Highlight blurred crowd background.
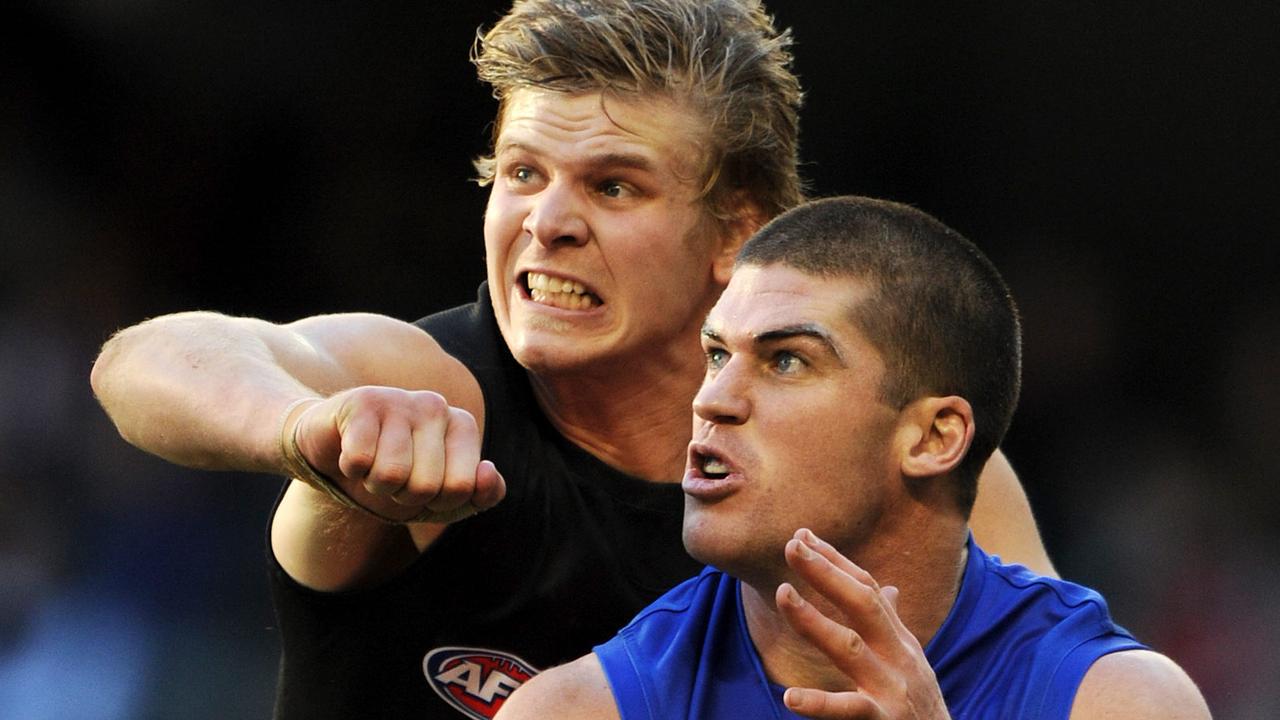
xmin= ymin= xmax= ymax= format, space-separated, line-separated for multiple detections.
xmin=2 ymin=2 xmax=1276 ymax=717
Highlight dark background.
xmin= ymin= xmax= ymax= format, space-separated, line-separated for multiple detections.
xmin=2 ymin=2 xmax=1276 ymax=717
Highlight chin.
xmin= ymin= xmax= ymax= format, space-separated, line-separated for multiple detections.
xmin=684 ymin=518 xmax=792 ymax=590
xmin=502 ymin=325 xmax=583 ymax=370
xmin=683 ymin=516 xmax=747 ymax=569
xmin=512 ymin=345 xmax=599 ymax=376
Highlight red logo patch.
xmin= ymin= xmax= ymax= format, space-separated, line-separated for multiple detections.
xmin=424 ymin=646 xmax=540 ymax=719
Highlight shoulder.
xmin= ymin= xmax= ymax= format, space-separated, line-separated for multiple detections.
xmin=969 ymin=448 xmax=1057 ymax=577
xmin=975 ymin=541 xmax=1115 ymax=620
xmin=617 ymin=566 xmax=732 ymax=634
xmin=1069 ymin=650 xmax=1211 ymax=719
xmin=496 ymin=654 xmax=619 ymax=720
xmin=413 ymin=284 xmax=504 ymax=364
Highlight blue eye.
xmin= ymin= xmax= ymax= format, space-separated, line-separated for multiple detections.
xmin=512 ymin=167 xmax=534 ymax=183
xmin=706 ymin=347 xmax=728 ymax=370
xmin=773 ymin=351 xmax=803 ymax=374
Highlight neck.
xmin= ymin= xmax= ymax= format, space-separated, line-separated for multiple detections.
xmin=528 ymin=333 xmax=707 ymax=482
xmin=742 ymin=517 xmax=969 ymax=692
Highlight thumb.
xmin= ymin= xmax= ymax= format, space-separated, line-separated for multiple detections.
xmin=473 ymin=459 xmax=507 ymax=510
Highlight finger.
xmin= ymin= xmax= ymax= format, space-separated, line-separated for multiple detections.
xmin=875 ymin=586 xmax=916 ymax=651
xmin=291 ymin=400 xmax=339 ymax=470
xmin=784 ymin=537 xmax=899 ymax=648
xmin=776 ymin=581 xmax=896 ymax=692
xmin=471 ymin=460 xmax=506 ymax=510
xmin=424 ymin=407 xmax=483 ymax=512
xmin=798 ymin=535 xmax=913 ymax=641
xmin=794 ymin=528 xmax=879 ymax=590
xmin=788 ymin=530 xmax=911 ymax=640
xmin=334 ymin=403 xmax=381 ymax=480
xmin=881 ymin=586 xmax=900 ymax=613
xmin=395 ymin=394 xmax=451 ymax=506
xmin=361 ymin=414 xmax=415 ymax=497
xmin=783 ymin=687 xmax=884 ymax=720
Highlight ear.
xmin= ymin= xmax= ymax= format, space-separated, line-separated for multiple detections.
xmin=711 ymin=194 xmax=766 ymax=287
xmin=896 ymin=396 xmax=975 ymax=479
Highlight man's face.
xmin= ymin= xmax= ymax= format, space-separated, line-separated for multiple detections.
xmin=682 ymin=263 xmax=904 ymax=583
xmin=484 ymin=89 xmax=733 ymax=374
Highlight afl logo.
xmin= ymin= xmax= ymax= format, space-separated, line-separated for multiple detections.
xmin=424 ymin=646 xmax=540 ymax=719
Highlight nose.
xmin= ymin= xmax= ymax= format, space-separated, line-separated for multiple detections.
xmin=523 ymin=180 xmax=589 ymax=249
xmin=692 ymin=359 xmax=751 ymax=426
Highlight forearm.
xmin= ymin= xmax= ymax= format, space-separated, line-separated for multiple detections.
xmin=271 ymin=481 xmax=428 ymax=591
xmin=91 ymin=312 xmax=335 ymax=473
xmin=969 ymin=449 xmax=1057 ymax=577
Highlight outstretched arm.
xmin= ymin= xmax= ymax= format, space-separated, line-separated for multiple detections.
xmin=970 ymin=449 xmax=1057 ymax=577
xmin=91 ymin=311 xmax=503 ymax=589
xmin=92 ymin=311 xmax=457 ymax=470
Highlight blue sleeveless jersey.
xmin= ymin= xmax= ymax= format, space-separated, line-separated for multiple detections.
xmin=595 ymin=537 xmax=1146 ymax=720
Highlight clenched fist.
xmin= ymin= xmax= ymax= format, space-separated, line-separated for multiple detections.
xmin=285 ymin=387 xmax=506 ymax=524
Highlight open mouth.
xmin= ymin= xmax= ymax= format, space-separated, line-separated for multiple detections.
xmin=684 ymin=445 xmax=740 ymax=501
xmin=523 ymin=271 xmax=602 ymax=310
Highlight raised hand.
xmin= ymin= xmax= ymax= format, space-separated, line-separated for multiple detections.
xmin=776 ymin=529 xmax=950 ymax=720
xmin=285 ymin=387 xmax=506 ymax=524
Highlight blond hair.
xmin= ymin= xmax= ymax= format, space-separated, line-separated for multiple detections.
xmin=472 ymin=0 xmax=805 ymax=223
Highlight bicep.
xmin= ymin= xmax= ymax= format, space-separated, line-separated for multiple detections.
xmin=496 ymin=654 xmax=620 ymax=720
xmin=1069 ymin=650 xmax=1211 ymax=720
xmin=969 ymin=448 xmax=1057 ymax=577
xmin=285 ymin=312 xmax=484 ymax=423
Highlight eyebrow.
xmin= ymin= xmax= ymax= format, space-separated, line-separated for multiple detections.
xmin=701 ymin=323 xmax=846 ymax=364
xmin=496 ymin=142 xmax=658 ymax=174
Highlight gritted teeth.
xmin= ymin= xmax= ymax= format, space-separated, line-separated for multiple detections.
xmin=527 ymin=271 xmax=587 ymax=295
xmin=524 ymin=271 xmax=601 ymax=310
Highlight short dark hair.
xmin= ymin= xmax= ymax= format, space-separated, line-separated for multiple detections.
xmin=738 ymin=196 xmax=1022 ymax=513
xmin=471 ymin=0 xmax=806 ymax=224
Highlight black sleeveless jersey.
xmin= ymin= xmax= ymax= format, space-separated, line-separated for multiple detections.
xmin=267 ymin=283 xmax=701 ymax=719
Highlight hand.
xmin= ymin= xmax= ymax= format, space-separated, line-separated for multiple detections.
xmin=290 ymin=387 xmax=506 ymax=523
xmin=776 ymin=529 xmax=950 ymax=720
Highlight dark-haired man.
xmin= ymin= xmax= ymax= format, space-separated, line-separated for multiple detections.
xmin=498 ymin=196 xmax=1209 ymax=719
